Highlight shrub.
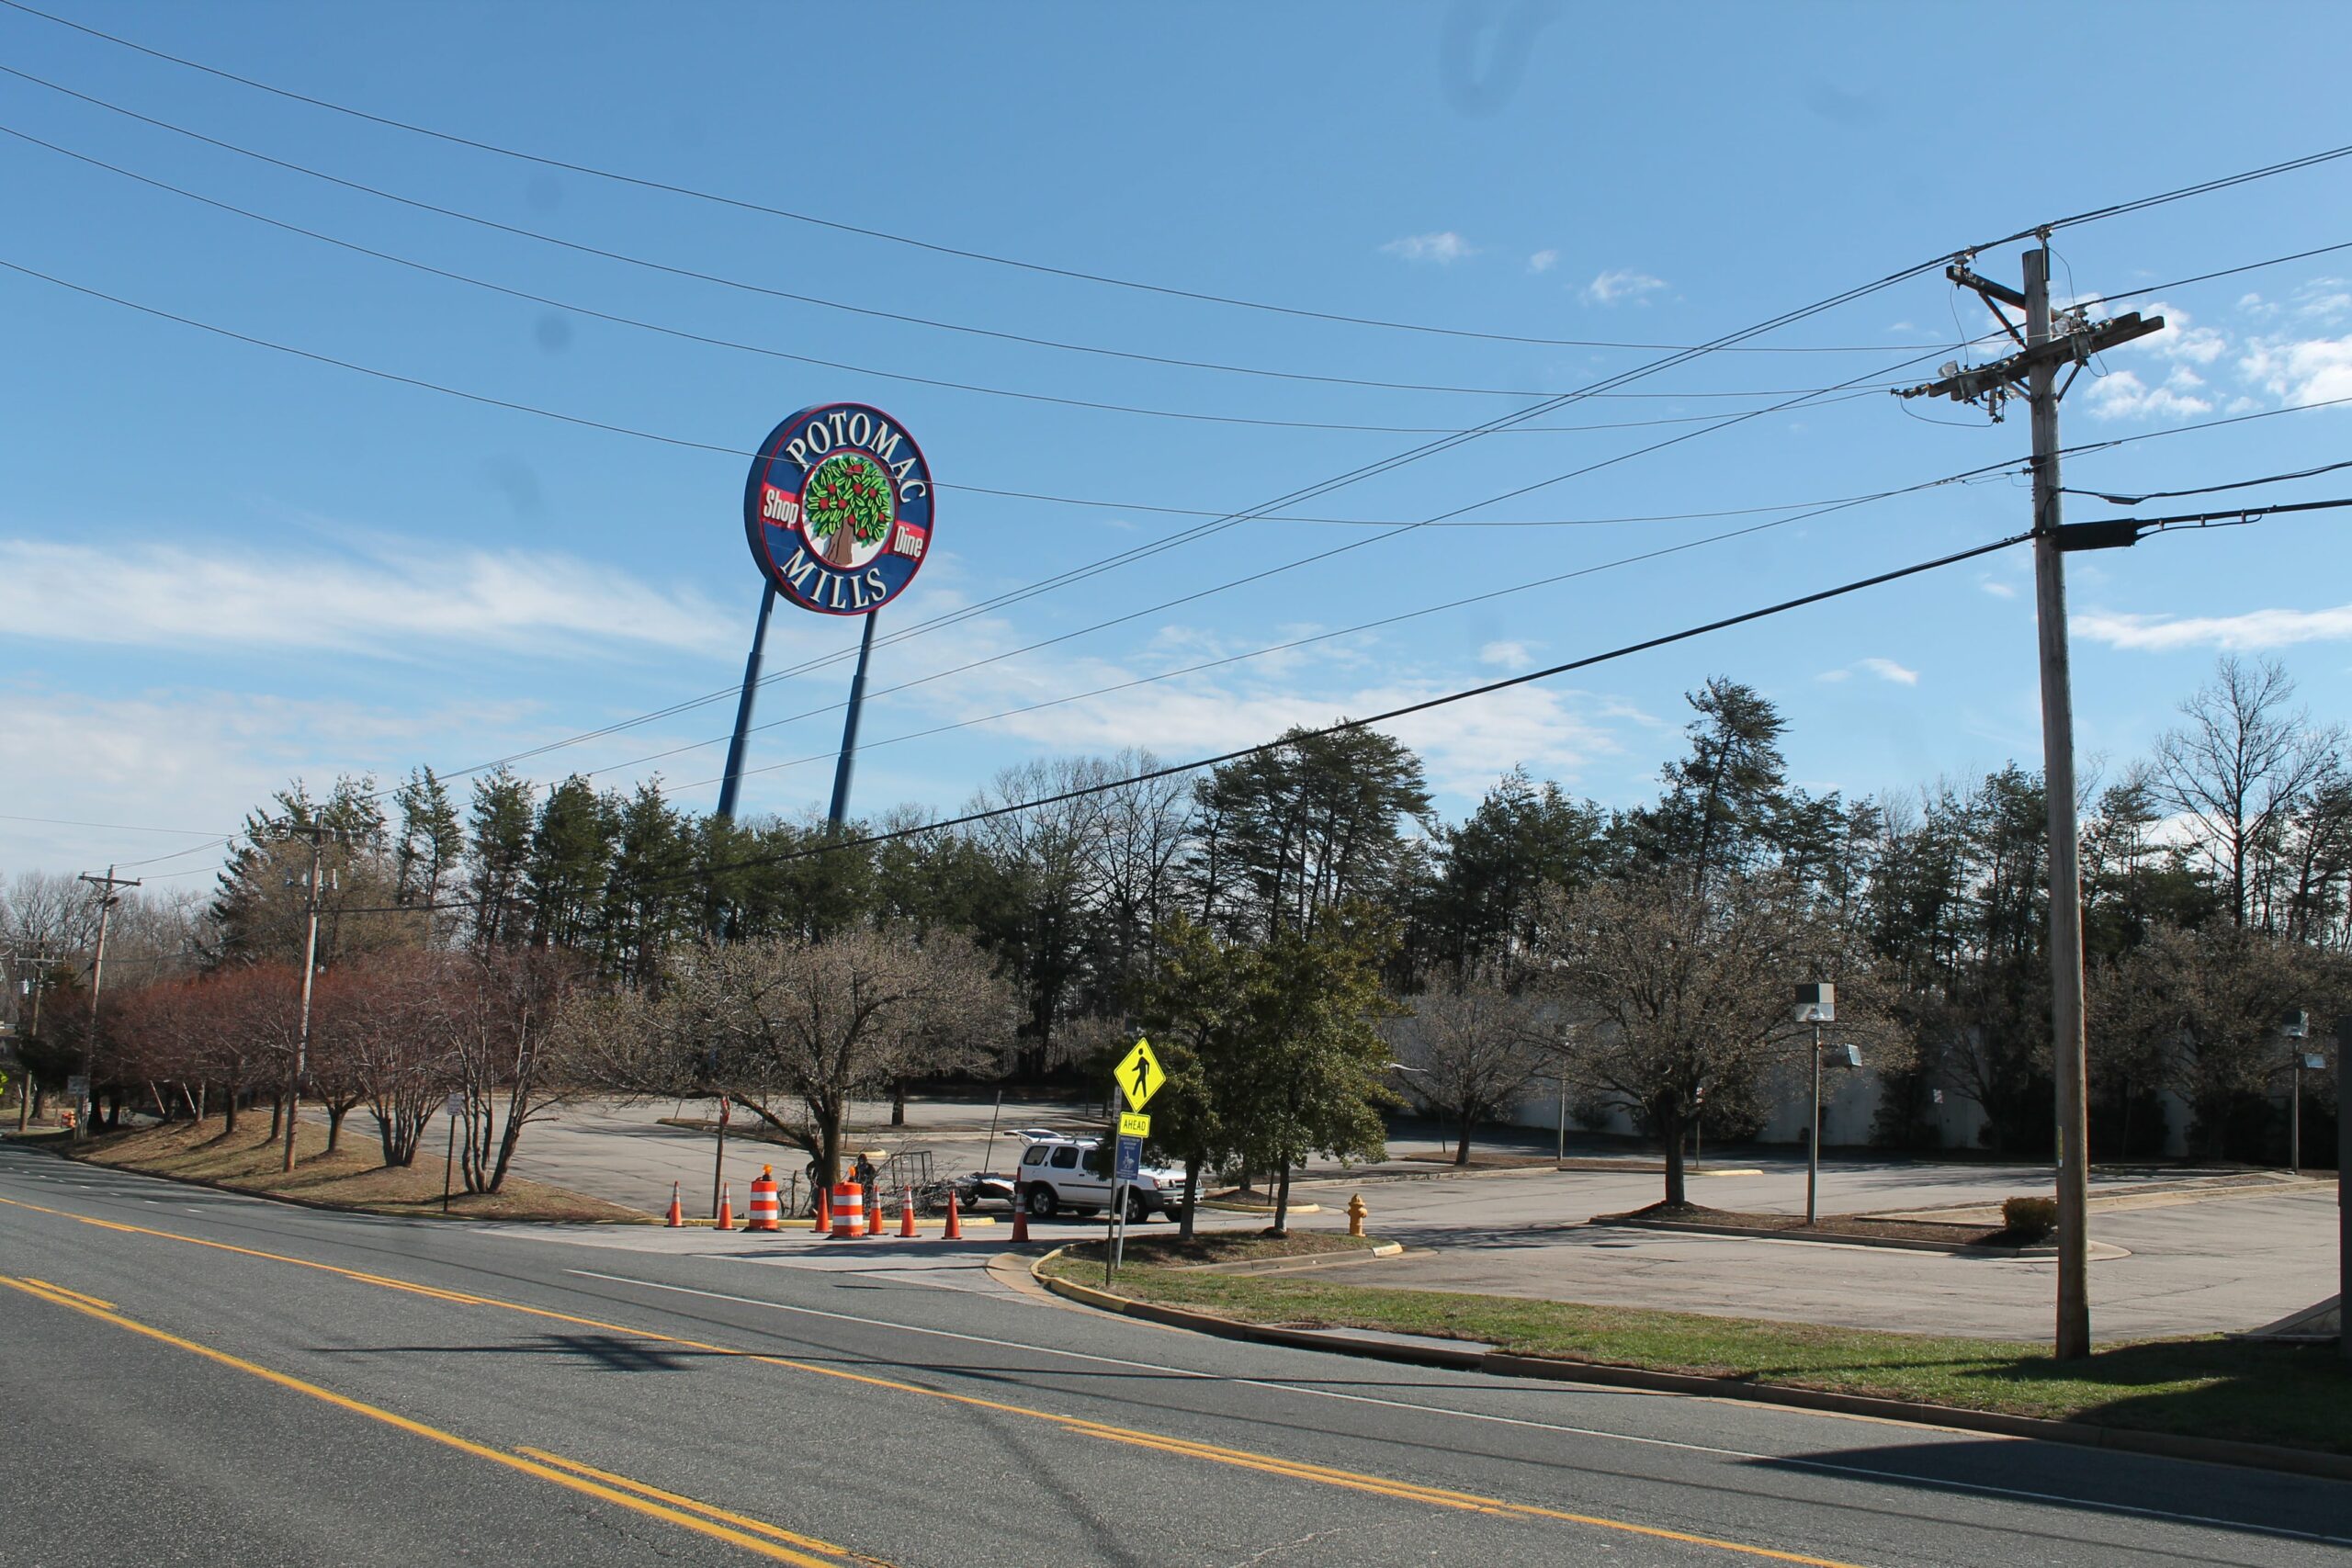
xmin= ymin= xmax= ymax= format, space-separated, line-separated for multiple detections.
xmin=2001 ymin=1195 xmax=2057 ymax=1240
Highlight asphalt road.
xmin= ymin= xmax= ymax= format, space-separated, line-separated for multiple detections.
xmin=4 ymin=1144 xmax=2346 ymax=1568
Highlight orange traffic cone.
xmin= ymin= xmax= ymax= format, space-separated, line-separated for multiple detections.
xmin=1011 ymin=1203 xmax=1029 ymax=1243
xmin=865 ymin=1188 xmax=883 ymax=1239
xmin=665 ymin=1181 xmax=684 ymax=1227
xmin=812 ymin=1184 xmax=831 ymax=1235
xmin=943 ymin=1190 xmax=963 ymax=1240
xmin=899 ymin=1190 xmax=917 ymax=1237
xmin=715 ymin=1184 xmax=734 ymax=1232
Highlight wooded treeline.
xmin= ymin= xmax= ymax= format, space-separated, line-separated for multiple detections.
xmin=6 ymin=654 xmax=2346 ymax=1198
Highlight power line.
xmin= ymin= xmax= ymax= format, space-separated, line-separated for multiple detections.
xmin=121 ymin=478 xmax=2349 ymax=896
xmin=0 ymin=812 xmax=233 ymax=836
xmin=14 ymin=4 xmax=2347 ymax=348
xmin=467 ymin=381 xmax=2352 ymax=790
xmin=0 ymin=95 xmax=1947 ymax=392
xmin=440 ymin=345 xmax=1952 ymax=792
xmin=0 ymin=118 xmax=1913 ymax=435
xmin=300 ymin=526 xmax=2039 ymax=914
xmin=624 ymin=532 xmax=2041 ymax=888
xmin=2064 ymin=457 xmax=2352 ymax=506
xmin=655 ymin=473 xmax=2022 ymax=796
xmin=0 ymin=6 xmax=1964 ymax=355
xmin=2086 ymin=238 xmax=2352 ymax=309
xmin=578 ymin=436 xmax=2004 ymax=789
xmin=0 ymin=236 xmax=1954 ymax=817
xmin=2027 ymin=142 xmax=2352 ymax=241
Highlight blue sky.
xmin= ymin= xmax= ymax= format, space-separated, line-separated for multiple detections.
xmin=5 ymin=0 xmax=2350 ymax=886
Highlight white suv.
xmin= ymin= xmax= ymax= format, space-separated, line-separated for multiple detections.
xmin=1013 ymin=1134 xmax=1189 ymax=1222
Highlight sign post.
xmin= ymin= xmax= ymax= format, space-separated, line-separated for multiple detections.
xmin=731 ymin=403 xmax=936 ymax=829
xmin=1107 ymin=1042 xmax=1165 ymax=1280
xmin=441 ymin=1090 xmax=463 ymax=1215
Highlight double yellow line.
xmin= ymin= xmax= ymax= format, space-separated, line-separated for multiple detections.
xmin=0 ymin=1192 xmax=1872 ymax=1568
xmin=4 ymin=1272 xmax=882 ymax=1568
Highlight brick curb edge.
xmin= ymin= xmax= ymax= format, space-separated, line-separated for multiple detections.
xmin=1031 ymin=1249 xmax=2352 ymax=1486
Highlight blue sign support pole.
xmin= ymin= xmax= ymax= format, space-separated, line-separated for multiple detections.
xmin=715 ymin=582 xmax=776 ymax=821
xmin=825 ymin=608 xmax=880 ymax=830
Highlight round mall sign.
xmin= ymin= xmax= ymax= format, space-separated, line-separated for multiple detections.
xmin=742 ymin=401 xmax=935 ymax=616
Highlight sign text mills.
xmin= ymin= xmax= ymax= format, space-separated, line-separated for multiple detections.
xmin=756 ymin=412 xmax=930 ymax=614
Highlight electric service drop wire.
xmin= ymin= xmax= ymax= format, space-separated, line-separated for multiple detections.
xmin=0 ymin=1 xmax=1962 ymax=356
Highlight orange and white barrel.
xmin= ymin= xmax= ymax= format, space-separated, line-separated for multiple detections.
xmin=830 ymin=1182 xmax=865 ymax=1239
xmin=745 ymin=1168 xmax=782 ymax=1232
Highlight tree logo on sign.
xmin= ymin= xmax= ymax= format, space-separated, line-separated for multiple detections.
xmin=805 ymin=451 xmax=894 ymax=569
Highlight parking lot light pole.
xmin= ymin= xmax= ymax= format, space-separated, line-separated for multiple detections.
xmin=1793 ymin=984 xmax=1836 ymax=1225
xmin=2281 ymin=1010 xmax=2311 ymax=1173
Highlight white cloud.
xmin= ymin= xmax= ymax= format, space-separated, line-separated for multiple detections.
xmin=1478 ymin=639 xmax=1537 ymax=670
xmin=1582 ymin=269 xmax=1668 ymax=306
xmin=2086 ymin=367 xmax=2213 ymax=421
xmin=1817 ymin=658 xmax=1918 ymax=686
xmin=1381 ymin=231 xmax=1477 ymax=265
xmin=0 ymin=536 xmax=734 ymax=659
xmin=0 ymin=684 xmax=546 ymax=875
xmin=1859 ymin=657 xmax=1920 ymax=686
xmin=1979 ymin=579 xmax=2018 ymax=600
xmin=2130 ymin=301 xmax=2227 ymax=365
xmin=2240 ymin=332 xmax=2352 ymax=407
xmin=2075 ymin=604 xmax=2352 ymax=651
xmin=1526 ymin=250 xmax=1558 ymax=275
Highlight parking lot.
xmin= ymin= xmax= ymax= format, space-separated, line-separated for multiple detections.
xmin=496 ymin=1096 xmax=2342 ymax=1343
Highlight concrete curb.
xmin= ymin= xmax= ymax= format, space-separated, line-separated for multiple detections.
xmin=1197 ymin=1201 xmax=1322 ymax=1214
xmin=1593 ymin=1215 xmax=2023 ymax=1256
xmin=1032 ymin=1254 xmax=2352 ymax=1485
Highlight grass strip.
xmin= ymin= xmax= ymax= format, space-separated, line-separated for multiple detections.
xmin=1044 ymin=1256 xmax=2351 ymax=1455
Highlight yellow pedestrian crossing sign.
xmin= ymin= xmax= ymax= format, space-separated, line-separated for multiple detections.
xmin=1114 ymin=1039 xmax=1165 ymax=1111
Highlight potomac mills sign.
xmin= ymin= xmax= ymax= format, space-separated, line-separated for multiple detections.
xmin=718 ymin=401 xmax=937 ymax=822
xmin=742 ymin=401 xmax=937 ymax=615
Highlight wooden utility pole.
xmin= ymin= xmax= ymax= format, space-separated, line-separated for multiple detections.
xmin=1899 ymin=238 xmax=2163 ymax=1359
xmin=74 ymin=868 xmax=141 ymax=1141
xmin=282 ymin=826 xmax=339 ymax=1173
xmin=10 ymin=952 xmax=61 ymax=1133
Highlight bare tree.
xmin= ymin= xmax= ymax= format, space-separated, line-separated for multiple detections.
xmin=446 ymin=946 xmax=580 ymax=1193
xmin=1386 ymin=974 xmax=1550 ymax=1164
xmin=1536 ymin=867 xmax=1897 ymax=1207
xmin=606 ymin=927 xmax=1014 ymax=1188
xmin=2152 ymin=657 xmax=2342 ymax=930
xmin=344 ymin=951 xmax=458 ymax=1167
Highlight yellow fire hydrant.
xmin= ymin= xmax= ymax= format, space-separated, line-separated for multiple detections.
xmin=1347 ymin=1192 xmax=1368 ymax=1238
